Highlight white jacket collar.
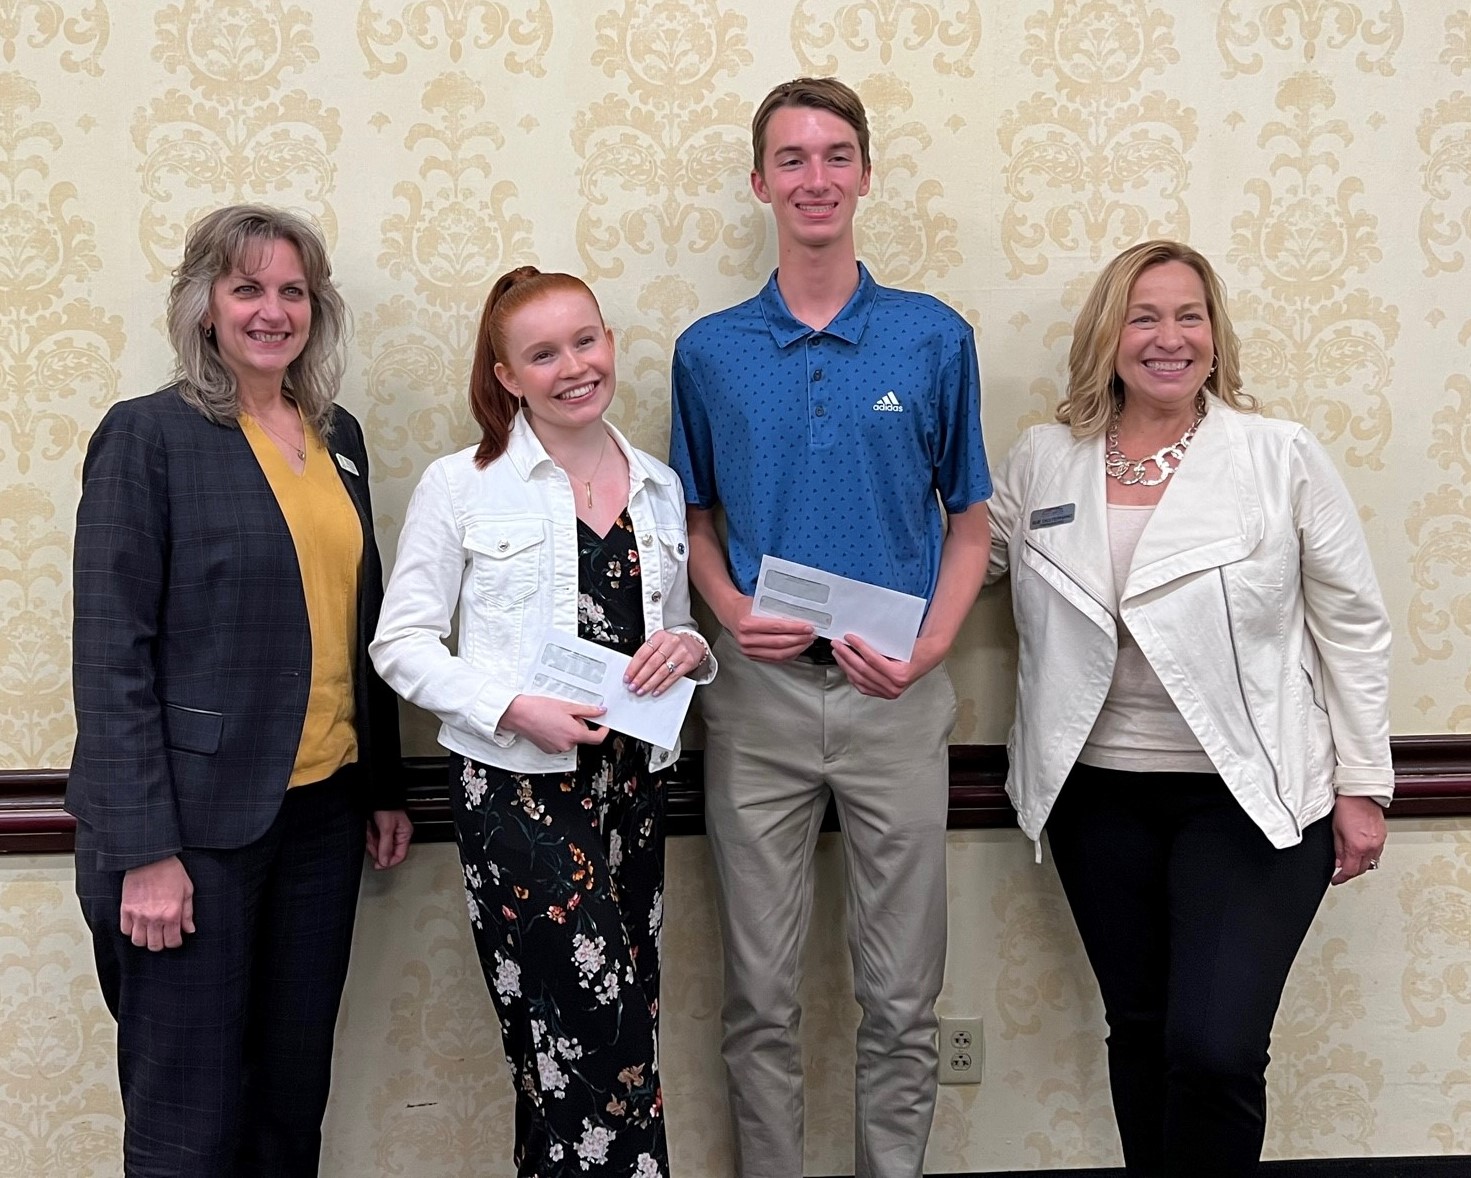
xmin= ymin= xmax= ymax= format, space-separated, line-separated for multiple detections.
xmin=504 ymin=410 xmax=673 ymax=491
xmin=1122 ymin=404 xmax=1263 ymax=600
xmin=1022 ymin=402 xmax=1263 ymax=606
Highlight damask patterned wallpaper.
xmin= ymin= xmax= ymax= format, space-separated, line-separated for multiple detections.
xmin=1 ymin=0 xmax=1469 ymax=764
xmin=2 ymin=1 xmax=1470 ymax=1175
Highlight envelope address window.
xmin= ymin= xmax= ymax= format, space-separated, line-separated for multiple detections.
xmin=763 ymin=569 xmax=832 ymax=604
xmin=757 ymin=595 xmax=833 ymax=627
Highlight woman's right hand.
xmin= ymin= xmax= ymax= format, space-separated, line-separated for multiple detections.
xmin=120 ymin=855 xmax=196 ymax=951
xmin=500 ymin=694 xmax=610 ymax=754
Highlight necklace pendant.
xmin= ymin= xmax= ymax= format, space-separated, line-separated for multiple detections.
xmin=584 ymin=481 xmax=594 ymax=509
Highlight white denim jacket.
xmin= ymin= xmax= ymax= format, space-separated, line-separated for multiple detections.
xmin=371 ymin=413 xmax=715 ymax=774
xmin=988 ymin=402 xmax=1392 ymax=853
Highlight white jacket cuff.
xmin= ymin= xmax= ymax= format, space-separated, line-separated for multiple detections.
xmin=1333 ymin=765 xmax=1394 ymax=803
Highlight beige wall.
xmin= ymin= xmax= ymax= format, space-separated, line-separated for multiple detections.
xmin=3 ymin=0 xmax=1471 ymax=1173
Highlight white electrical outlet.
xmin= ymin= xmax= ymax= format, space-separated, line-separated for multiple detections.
xmin=937 ymin=1016 xmax=983 ymax=1084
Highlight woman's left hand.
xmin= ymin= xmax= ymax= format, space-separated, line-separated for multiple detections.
xmin=367 ymin=809 xmax=413 ymax=870
xmin=625 ymin=629 xmax=707 ymax=697
xmin=1330 ymin=795 xmax=1386 ymax=885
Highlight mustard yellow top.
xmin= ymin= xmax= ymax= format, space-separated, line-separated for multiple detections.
xmin=241 ymin=411 xmax=363 ymax=787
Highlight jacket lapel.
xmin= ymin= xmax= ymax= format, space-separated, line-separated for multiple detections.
xmin=327 ymin=413 xmax=373 ymax=543
xmin=1122 ymin=406 xmax=1263 ymax=602
xmin=1020 ymin=430 xmax=1115 ymax=612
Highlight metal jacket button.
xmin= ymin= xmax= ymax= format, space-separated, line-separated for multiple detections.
xmin=651 ymin=590 xmax=662 ymax=603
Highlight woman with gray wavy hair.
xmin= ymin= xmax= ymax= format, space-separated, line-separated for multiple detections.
xmin=68 ymin=203 xmax=412 ymax=1177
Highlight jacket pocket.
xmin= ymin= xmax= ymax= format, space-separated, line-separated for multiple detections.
xmin=464 ymin=519 xmax=547 ymax=606
xmin=162 ymin=703 xmax=223 ymax=755
xmin=1300 ymin=637 xmax=1330 ymax=715
xmin=655 ymin=526 xmax=689 ymax=593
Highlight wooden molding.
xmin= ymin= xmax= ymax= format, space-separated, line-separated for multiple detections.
xmin=5 ymin=737 xmax=1468 ymax=853
xmin=0 ymin=770 xmax=71 ymax=854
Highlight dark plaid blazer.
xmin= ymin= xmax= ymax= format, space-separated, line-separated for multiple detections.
xmin=67 ymin=386 xmax=404 ymax=872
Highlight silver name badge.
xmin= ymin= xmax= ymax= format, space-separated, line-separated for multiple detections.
xmin=1029 ymin=503 xmax=1076 ymax=529
xmin=335 ymin=453 xmax=359 ymax=476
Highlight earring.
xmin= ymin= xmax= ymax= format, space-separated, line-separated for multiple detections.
xmin=205 ymin=325 xmax=215 ymax=340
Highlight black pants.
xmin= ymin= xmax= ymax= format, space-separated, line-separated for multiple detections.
xmin=76 ymin=767 xmax=365 ymax=1178
xmin=1046 ymin=765 xmax=1335 ymax=1178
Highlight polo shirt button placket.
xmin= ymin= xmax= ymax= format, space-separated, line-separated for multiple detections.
xmin=809 ymin=338 xmax=830 ymax=434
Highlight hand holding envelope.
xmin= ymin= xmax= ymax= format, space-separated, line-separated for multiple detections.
xmin=523 ymin=629 xmax=697 ymax=750
xmin=749 ymin=556 xmax=926 ymax=662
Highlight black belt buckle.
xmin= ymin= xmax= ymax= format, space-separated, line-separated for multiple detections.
xmin=797 ymin=637 xmax=837 ymax=665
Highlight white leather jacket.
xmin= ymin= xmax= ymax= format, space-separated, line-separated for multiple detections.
xmin=988 ymin=402 xmax=1392 ymax=850
xmin=371 ymin=413 xmax=715 ymax=774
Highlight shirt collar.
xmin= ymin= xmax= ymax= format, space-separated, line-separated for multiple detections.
xmin=503 ymin=410 xmax=671 ymax=489
xmin=757 ymin=262 xmax=878 ymax=347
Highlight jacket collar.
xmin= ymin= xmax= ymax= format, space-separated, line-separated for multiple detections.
xmin=1123 ymin=405 xmax=1263 ymax=600
xmin=1022 ymin=402 xmax=1263 ymax=605
xmin=503 ymin=410 xmax=672 ymax=491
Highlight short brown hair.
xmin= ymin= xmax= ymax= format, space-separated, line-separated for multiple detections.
xmin=751 ymin=76 xmax=870 ymax=174
xmin=166 ymin=204 xmax=347 ymax=438
xmin=467 ymin=266 xmax=603 ymax=468
xmin=1058 ymin=239 xmax=1256 ymax=437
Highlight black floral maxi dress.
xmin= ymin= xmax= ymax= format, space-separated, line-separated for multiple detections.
xmin=451 ymin=510 xmax=668 ymax=1178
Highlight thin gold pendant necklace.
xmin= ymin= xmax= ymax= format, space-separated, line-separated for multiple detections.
xmin=254 ymin=412 xmax=305 ymax=462
xmin=564 ymin=433 xmax=610 ymax=509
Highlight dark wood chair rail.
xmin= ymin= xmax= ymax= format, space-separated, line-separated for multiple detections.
xmin=3 ymin=736 xmax=1467 ymax=853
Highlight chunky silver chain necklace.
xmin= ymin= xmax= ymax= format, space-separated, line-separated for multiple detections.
xmin=1104 ymin=411 xmax=1204 ymax=486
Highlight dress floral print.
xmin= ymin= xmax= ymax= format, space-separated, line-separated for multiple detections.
xmin=452 ymin=510 xmax=668 ymax=1177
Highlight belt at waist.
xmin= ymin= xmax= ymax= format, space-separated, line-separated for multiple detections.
xmin=794 ymin=637 xmax=837 ymax=665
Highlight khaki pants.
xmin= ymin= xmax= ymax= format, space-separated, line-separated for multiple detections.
xmin=701 ymin=631 xmax=956 ymax=1178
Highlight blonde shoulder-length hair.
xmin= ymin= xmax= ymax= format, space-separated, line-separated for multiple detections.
xmin=166 ymin=204 xmax=347 ymax=439
xmin=1057 ymin=239 xmax=1257 ymax=437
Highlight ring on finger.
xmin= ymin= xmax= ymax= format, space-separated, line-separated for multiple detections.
xmin=665 ymin=658 xmax=678 ymax=673
xmin=1367 ymin=857 xmax=1380 ymax=870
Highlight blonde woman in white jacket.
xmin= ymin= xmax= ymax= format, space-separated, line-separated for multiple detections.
xmin=988 ymin=241 xmax=1390 ymax=1177
xmin=371 ymin=267 xmax=714 ymax=1178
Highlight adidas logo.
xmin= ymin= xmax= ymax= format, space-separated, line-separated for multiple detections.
xmin=872 ymin=390 xmax=904 ymax=413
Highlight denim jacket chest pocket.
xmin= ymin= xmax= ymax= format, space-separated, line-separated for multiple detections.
xmin=463 ymin=518 xmax=548 ymax=606
xmin=653 ymin=526 xmax=688 ymax=595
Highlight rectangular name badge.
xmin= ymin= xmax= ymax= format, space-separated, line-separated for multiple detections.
xmin=335 ymin=453 xmax=359 ymax=476
xmin=1029 ymin=503 xmax=1076 ymax=529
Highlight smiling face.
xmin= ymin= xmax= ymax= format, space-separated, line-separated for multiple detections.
xmin=1114 ymin=260 xmax=1214 ymax=420
xmin=203 ymin=238 xmax=311 ymax=396
xmin=492 ymin=288 xmax=615 ymax=440
xmin=751 ymin=104 xmax=871 ymax=252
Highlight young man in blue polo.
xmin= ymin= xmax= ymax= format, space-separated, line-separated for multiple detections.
xmin=669 ymin=77 xmax=992 ymax=1178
